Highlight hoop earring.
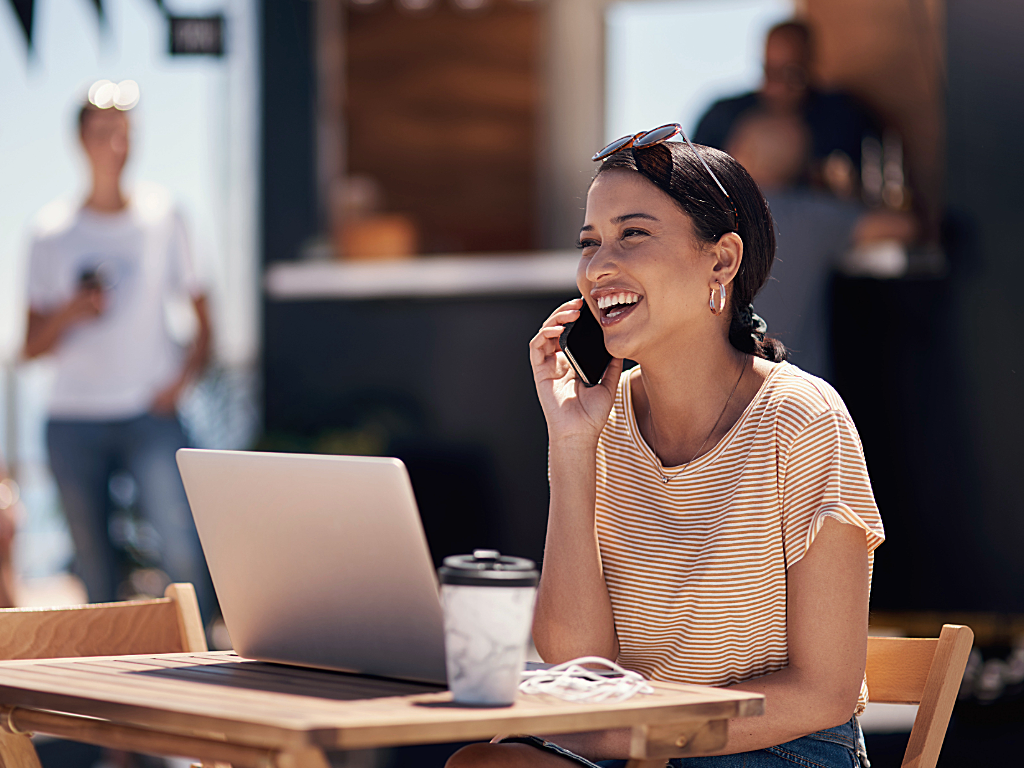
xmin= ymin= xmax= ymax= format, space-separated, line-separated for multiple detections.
xmin=709 ymin=282 xmax=727 ymax=315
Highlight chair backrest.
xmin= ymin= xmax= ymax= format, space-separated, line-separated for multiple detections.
xmin=0 ymin=582 xmax=207 ymax=660
xmin=0 ymin=584 xmax=207 ymax=768
xmin=865 ymin=623 xmax=974 ymax=768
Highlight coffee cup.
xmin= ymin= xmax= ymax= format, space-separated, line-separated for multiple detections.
xmin=437 ymin=549 xmax=539 ymax=706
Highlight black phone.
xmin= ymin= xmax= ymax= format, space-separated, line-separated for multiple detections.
xmin=558 ymin=299 xmax=612 ymax=387
xmin=78 ymin=268 xmax=102 ymax=291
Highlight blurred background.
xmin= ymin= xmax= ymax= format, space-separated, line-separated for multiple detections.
xmin=1 ymin=0 xmax=1022 ymax=765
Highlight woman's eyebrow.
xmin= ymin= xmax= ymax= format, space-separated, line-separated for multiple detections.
xmin=613 ymin=213 xmax=658 ymax=224
xmin=580 ymin=212 xmax=659 ymax=234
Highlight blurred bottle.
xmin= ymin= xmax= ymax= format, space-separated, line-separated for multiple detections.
xmin=881 ymin=130 xmax=908 ymax=210
xmin=862 ymin=131 xmax=909 ymax=211
xmin=861 ymin=136 xmax=883 ymax=208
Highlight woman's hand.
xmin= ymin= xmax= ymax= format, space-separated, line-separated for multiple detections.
xmin=530 ymin=298 xmax=624 ymax=444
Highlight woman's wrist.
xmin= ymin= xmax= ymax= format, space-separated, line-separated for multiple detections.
xmin=548 ymin=432 xmax=600 ymax=453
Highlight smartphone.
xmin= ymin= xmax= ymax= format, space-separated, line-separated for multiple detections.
xmin=558 ymin=299 xmax=612 ymax=387
xmin=78 ymin=268 xmax=102 ymax=291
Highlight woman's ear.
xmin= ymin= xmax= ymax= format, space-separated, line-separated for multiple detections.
xmin=710 ymin=232 xmax=744 ymax=287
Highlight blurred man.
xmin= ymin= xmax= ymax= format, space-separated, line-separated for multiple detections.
xmin=695 ymin=20 xmax=877 ymax=189
xmin=727 ymin=110 xmax=915 ymax=380
xmin=23 ymin=99 xmax=214 ymax=617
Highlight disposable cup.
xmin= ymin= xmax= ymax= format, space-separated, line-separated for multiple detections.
xmin=437 ymin=550 xmax=539 ymax=706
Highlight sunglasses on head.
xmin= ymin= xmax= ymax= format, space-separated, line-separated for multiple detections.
xmin=592 ymin=123 xmax=739 ymax=231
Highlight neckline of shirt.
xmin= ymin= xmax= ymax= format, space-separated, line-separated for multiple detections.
xmin=622 ymin=360 xmax=790 ymax=475
xmin=78 ymin=201 xmax=135 ymax=226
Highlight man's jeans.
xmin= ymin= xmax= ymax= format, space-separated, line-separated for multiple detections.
xmin=47 ymin=414 xmax=214 ymax=621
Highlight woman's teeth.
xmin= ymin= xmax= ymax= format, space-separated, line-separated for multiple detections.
xmin=597 ymin=292 xmax=641 ymax=317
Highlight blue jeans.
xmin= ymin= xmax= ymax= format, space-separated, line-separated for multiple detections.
xmin=46 ymin=414 xmax=214 ymax=621
xmin=502 ymin=716 xmax=868 ymax=768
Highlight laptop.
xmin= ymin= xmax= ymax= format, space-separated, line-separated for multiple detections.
xmin=175 ymin=449 xmax=448 ymax=685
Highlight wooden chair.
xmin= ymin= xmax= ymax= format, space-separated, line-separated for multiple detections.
xmin=625 ymin=623 xmax=974 ymax=768
xmin=0 ymin=583 xmax=208 ymax=768
xmin=865 ymin=623 xmax=974 ymax=768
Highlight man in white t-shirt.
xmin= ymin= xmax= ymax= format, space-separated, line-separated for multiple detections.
xmin=24 ymin=100 xmax=213 ymax=617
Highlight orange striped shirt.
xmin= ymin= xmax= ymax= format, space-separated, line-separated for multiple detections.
xmin=594 ymin=362 xmax=884 ymax=712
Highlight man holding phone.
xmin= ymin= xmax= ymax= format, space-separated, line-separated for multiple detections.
xmin=22 ymin=95 xmax=213 ymax=618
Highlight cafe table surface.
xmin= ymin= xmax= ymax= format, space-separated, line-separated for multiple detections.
xmin=0 ymin=651 xmax=764 ymax=768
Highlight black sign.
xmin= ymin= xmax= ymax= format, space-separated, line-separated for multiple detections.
xmin=169 ymin=16 xmax=225 ymax=56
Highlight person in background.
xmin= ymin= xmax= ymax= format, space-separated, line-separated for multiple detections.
xmin=694 ymin=20 xmax=877 ymax=196
xmin=0 ymin=456 xmax=18 ymax=608
xmin=23 ymin=98 xmax=214 ymax=618
xmin=726 ymin=110 xmax=916 ymax=380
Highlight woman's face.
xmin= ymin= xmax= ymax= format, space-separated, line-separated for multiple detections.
xmin=576 ymin=169 xmax=725 ymax=360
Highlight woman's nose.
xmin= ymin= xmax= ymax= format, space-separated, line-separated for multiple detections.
xmin=584 ymin=245 xmax=620 ymax=283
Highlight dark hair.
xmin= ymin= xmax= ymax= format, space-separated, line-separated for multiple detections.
xmin=768 ymin=20 xmax=814 ymax=56
xmin=594 ymin=142 xmax=787 ymax=362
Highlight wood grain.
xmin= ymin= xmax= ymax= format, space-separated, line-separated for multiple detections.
xmin=2 ymin=707 xmax=273 ymax=768
xmin=344 ymin=0 xmax=541 ymax=254
xmin=0 ymin=731 xmax=43 ymax=768
xmin=865 ymin=637 xmax=937 ymax=704
xmin=165 ymin=584 xmax=209 ymax=654
xmin=0 ymin=652 xmax=763 ymax=753
xmin=901 ymin=625 xmax=973 ymax=768
xmin=0 ymin=583 xmax=207 ymax=768
xmin=629 ymin=717 xmax=727 ymax=759
xmin=0 ymin=584 xmax=206 ymax=661
xmin=865 ymin=625 xmax=973 ymax=768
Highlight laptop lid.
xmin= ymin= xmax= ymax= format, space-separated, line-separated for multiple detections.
xmin=176 ymin=449 xmax=447 ymax=685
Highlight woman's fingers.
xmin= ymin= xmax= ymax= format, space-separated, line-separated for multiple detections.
xmin=540 ymin=298 xmax=583 ymax=329
xmin=529 ymin=325 xmax=562 ymax=349
xmin=532 ymin=298 xmax=583 ymax=369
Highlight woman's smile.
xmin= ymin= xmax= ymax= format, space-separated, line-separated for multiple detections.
xmin=594 ymin=290 xmax=644 ymax=324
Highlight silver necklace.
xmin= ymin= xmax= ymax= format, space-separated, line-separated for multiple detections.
xmin=646 ymin=358 xmax=746 ymax=483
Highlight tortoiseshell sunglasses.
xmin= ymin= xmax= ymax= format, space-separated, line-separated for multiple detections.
xmin=592 ymin=122 xmax=739 ymax=231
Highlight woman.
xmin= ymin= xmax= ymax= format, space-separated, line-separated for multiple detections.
xmin=448 ymin=128 xmax=883 ymax=768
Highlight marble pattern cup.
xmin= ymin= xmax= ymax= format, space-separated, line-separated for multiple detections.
xmin=438 ymin=550 xmax=539 ymax=706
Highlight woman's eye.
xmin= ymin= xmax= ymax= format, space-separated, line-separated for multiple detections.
xmin=622 ymin=228 xmax=649 ymax=239
xmin=576 ymin=238 xmax=599 ymax=249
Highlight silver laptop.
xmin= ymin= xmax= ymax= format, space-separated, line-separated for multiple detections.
xmin=175 ymin=449 xmax=448 ymax=684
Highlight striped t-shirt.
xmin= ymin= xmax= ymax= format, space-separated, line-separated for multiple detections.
xmin=594 ymin=361 xmax=884 ymax=711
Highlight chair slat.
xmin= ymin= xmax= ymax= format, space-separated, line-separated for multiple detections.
xmin=0 ymin=599 xmax=186 ymax=660
xmin=902 ymin=625 xmax=974 ymax=768
xmin=865 ymin=637 xmax=937 ymax=704
xmin=0 ymin=584 xmax=208 ymax=768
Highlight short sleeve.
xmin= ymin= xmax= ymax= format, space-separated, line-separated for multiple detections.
xmin=26 ymin=236 xmax=62 ymax=312
xmin=168 ymin=210 xmax=204 ymax=298
xmin=780 ymin=410 xmax=885 ymax=568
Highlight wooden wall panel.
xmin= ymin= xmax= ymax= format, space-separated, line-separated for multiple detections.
xmin=346 ymin=2 xmax=541 ymax=253
xmin=804 ymin=0 xmax=944 ymax=229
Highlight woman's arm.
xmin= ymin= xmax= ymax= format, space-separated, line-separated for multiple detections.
xmin=528 ymin=298 xmax=623 ymax=663
xmin=717 ymin=516 xmax=869 ymax=751
xmin=532 ymin=434 xmax=618 ymax=662
xmin=548 ymin=517 xmax=868 ymax=760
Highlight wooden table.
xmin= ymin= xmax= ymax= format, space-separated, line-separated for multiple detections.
xmin=0 ymin=651 xmax=763 ymax=768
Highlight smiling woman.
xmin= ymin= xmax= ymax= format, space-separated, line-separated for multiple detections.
xmin=447 ymin=137 xmax=884 ymax=768
xmin=586 ymin=141 xmax=785 ymax=365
